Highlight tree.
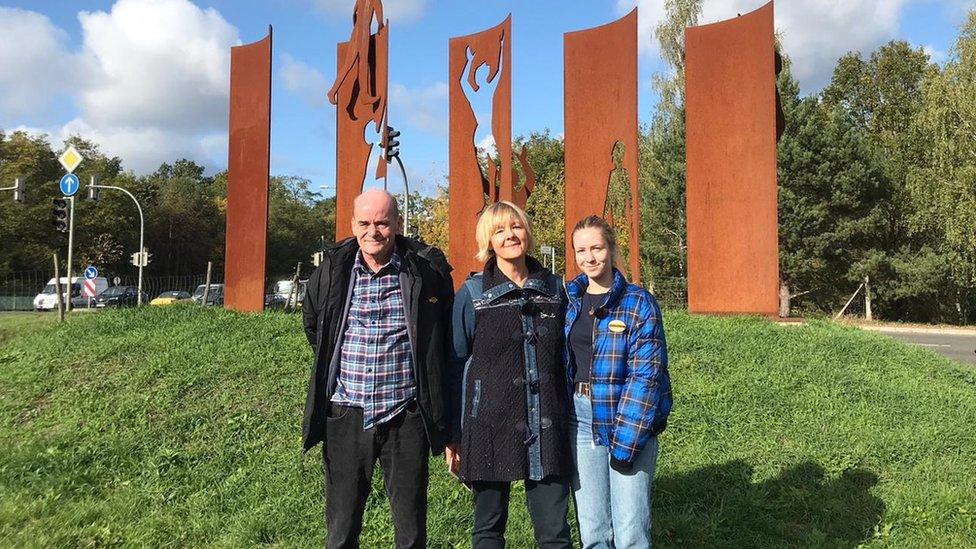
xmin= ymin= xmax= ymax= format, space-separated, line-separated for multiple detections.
xmin=0 ymin=131 xmax=62 ymax=275
xmin=777 ymin=93 xmax=891 ymax=315
xmin=822 ymin=41 xmax=936 ymax=250
xmin=905 ymin=10 xmax=976 ymax=322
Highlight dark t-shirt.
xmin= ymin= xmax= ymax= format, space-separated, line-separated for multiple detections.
xmin=570 ymin=292 xmax=607 ymax=384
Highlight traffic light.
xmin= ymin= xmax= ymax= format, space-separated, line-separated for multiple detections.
xmin=87 ymin=181 xmax=99 ymax=202
xmin=131 ymin=251 xmax=151 ymax=267
xmin=383 ymin=125 xmax=401 ymax=161
xmin=13 ymin=178 xmax=24 ymax=203
xmin=52 ymin=198 xmax=68 ymax=232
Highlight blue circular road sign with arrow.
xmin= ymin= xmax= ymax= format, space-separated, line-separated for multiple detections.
xmin=60 ymin=173 xmax=80 ymax=197
xmin=84 ymin=266 xmax=98 ymax=280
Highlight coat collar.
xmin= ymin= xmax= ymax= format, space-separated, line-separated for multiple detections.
xmin=480 ymin=255 xmax=556 ymax=304
xmin=566 ymin=268 xmax=627 ymax=308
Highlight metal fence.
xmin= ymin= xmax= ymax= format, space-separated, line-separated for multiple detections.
xmin=0 ymin=270 xmax=49 ymax=311
xmin=114 ymin=274 xmax=224 ymax=299
xmin=647 ymin=276 xmax=687 ymax=310
xmin=0 ymin=270 xmax=228 ymax=311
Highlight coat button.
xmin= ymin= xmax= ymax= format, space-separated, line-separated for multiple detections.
xmin=541 ymin=417 xmax=552 ymax=429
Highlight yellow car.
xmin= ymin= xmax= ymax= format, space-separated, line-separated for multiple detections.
xmin=150 ymin=290 xmax=191 ymax=306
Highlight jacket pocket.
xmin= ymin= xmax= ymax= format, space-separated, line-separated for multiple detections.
xmin=470 ymin=379 xmax=482 ymax=418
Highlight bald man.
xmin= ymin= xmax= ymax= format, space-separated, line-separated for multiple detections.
xmin=302 ymin=189 xmax=454 ymax=548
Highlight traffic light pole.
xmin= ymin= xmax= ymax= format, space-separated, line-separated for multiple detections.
xmin=89 ymin=182 xmax=145 ymax=305
xmin=66 ymin=196 xmax=75 ymax=312
xmin=393 ymin=155 xmax=410 ymax=235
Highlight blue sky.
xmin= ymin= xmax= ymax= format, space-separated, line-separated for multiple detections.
xmin=0 ymin=0 xmax=970 ymax=197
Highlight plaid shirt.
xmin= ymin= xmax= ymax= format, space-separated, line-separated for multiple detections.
xmin=565 ymin=268 xmax=672 ymax=463
xmin=332 ymin=250 xmax=416 ymax=429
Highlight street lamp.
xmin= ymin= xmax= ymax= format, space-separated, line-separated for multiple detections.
xmin=88 ymin=177 xmax=147 ymax=305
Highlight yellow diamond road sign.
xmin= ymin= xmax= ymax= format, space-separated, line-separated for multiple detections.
xmin=58 ymin=145 xmax=83 ymax=173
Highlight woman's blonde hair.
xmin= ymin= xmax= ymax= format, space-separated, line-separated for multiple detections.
xmin=475 ymin=201 xmax=536 ymax=263
xmin=572 ymin=215 xmax=625 ymax=275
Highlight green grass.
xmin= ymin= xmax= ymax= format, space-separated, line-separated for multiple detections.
xmin=1 ymin=306 xmax=974 ymax=547
xmin=0 ymin=312 xmax=57 ymax=345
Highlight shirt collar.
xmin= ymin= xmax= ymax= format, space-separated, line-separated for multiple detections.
xmin=354 ymin=249 xmax=401 ymax=276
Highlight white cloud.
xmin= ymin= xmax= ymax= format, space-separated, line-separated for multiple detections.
xmin=280 ymin=53 xmax=329 ymax=108
xmin=617 ymin=0 xmax=916 ymax=92
xmin=313 ymin=0 xmax=427 ymax=24
xmin=4 ymin=0 xmax=242 ymax=174
xmin=476 ymin=134 xmax=496 ymax=157
xmin=0 ymin=8 xmax=75 ymax=119
xmin=922 ymin=43 xmax=947 ymax=64
xmin=389 ymin=82 xmax=448 ymax=135
xmin=76 ymin=0 xmax=238 ymax=132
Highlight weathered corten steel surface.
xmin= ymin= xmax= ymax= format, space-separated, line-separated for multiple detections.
xmin=563 ymin=10 xmax=640 ymax=282
xmin=332 ymin=0 xmax=388 ymax=241
xmin=685 ymin=2 xmax=779 ymax=315
xmin=448 ymin=15 xmax=512 ymax=289
xmin=225 ymin=29 xmax=272 ymax=313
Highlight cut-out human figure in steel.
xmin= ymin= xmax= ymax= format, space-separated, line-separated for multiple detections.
xmin=328 ymin=0 xmax=384 ymax=115
xmin=330 ymin=0 xmax=389 ymax=240
xmin=604 ymin=141 xmax=633 ymax=271
xmin=448 ymin=15 xmax=513 ymax=288
xmin=462 ymin=41 xmax=503 ymax=205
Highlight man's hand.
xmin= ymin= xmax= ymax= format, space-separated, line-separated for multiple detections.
xmin=445 ymin=443 xmax=461 ymax=478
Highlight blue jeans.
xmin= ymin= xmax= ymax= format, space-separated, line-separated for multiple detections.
xmin=570 ymin=392 xmax=659 ymax=549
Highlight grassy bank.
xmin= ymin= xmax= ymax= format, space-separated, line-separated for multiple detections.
xmin=1 ymin=306 xmax=974 ymax=547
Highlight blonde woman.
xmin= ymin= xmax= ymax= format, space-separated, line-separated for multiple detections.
xmin=447 ymin=201 xmax=573 ymax=549
xmin=566 ymin=215 xmax=672 ymax=548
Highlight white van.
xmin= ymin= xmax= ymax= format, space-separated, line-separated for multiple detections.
xmin=33 ymin=277 xmax=109 ymax=311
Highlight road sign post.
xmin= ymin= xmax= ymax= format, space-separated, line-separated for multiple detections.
xmin=65 ymin=196 xmax=75 ymax=312
xmin=57 ymin=145 xmax=84 ymax=313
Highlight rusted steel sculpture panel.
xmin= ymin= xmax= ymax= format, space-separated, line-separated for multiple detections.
xmin=563 ymin=10 xmax=640 ymax=282
xmin=448 ymin=15 xmax=514 ymax=288
xmin=332 ymin=0 xmax=388 ymax=241
xmin=685 ymin=1 xmax=779 ymax=315
xmin=225 ymin=29 xmax=272 ymax=313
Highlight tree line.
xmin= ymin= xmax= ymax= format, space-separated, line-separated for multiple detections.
xmin=2 ymin=3 xmax=974 ymax=323
xmin=0 ymin=135 xmax=335 ymax=281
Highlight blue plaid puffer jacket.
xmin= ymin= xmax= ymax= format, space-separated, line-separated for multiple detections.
xmin=565 ymin=268 xmax=672 ymax=463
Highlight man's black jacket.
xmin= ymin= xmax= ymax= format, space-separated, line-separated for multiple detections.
xmin=301 ymin=235 xmax=454 ymax=453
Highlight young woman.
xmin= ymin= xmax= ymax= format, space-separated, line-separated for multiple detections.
xmin=566 ymin=215 xmax=672 ymax=548
xmin=448 ymin=201 xmax=573 ymax=549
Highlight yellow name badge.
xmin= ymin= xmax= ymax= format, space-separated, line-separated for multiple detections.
xmin=608 ymin=320 xmax=627 ymax=333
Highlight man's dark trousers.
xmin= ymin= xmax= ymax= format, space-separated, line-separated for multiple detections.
xmin=323 ymin=402 xmax=428 ymax=549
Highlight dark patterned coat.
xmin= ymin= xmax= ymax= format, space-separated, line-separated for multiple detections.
xmin=450 ymin=257 xmax=572 ymax=482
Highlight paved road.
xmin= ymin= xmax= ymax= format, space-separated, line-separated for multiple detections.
xmin=871 ymin=329 xmax=976 ymax=365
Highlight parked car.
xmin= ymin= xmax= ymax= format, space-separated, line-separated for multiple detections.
xmin=34 ymin=277 xmax=108 ymax=310
xmin=191 ymin=283 xmax=224 ymax=305
xmin=150 ymin=290 xmax=191 ymax=306
xmin=267 ymin=279 xmax=307 ymax=309
xmin=71 ymin=292 xmax=100 ymax=309
xmin=94 ymin=285 xmax=147 ymax=308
